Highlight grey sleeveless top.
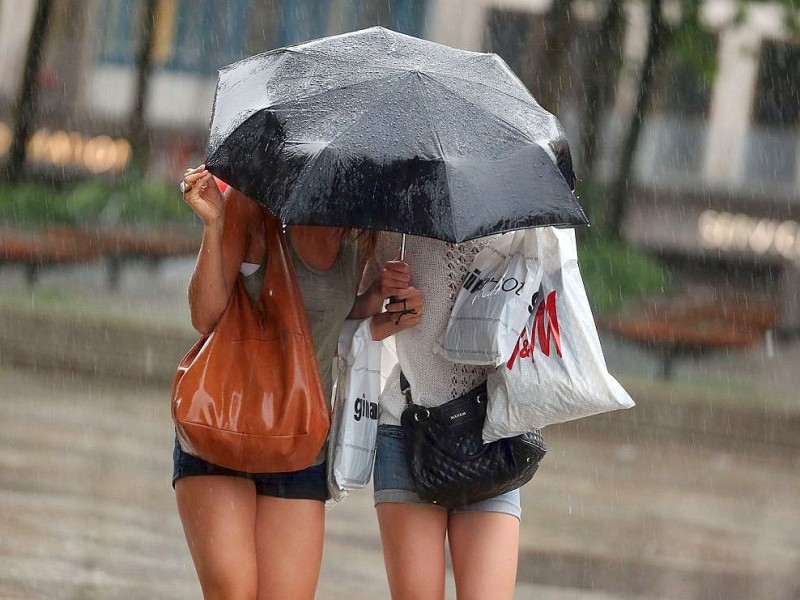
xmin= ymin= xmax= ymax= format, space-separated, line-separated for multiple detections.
xmin=241 ymin=233 xmax=362 ymax=405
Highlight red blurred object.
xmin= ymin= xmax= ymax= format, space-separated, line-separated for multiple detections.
xmin=34 ymin=68 xmax=58 ymax=89
xmin=214 ymin=177 xmax=228 ymax=193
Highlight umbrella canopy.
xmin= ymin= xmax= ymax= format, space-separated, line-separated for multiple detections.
xmin=205 ymin=26 xmax=587 ymax=243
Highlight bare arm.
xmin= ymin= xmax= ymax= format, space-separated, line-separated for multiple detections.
xmin=182 ymin=166 xmax=254 ymax=335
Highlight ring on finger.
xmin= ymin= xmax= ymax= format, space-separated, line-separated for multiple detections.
xmin=179 ymin=180 xmax=192 ymax=194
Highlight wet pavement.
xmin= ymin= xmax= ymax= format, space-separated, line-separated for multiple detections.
xmin=1 ymin=364 xmax=799 ymax=599
xmin=2 ymin=258 xmax=800 ymax=599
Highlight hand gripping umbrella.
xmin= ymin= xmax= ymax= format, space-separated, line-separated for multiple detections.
xmin=205 ymin=26 xmax=587 ymax=244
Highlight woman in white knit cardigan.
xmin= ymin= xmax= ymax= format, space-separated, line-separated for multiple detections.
xmin=365 ymin=232 xmax=523 ymax=600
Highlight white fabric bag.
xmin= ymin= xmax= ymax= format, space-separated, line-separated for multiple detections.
xmin=483 ymin=227 xmax=634 ymax=441
xmin=327 ymin=318 xmax=382 ymax=503
xmin=434 ymin=230 xmax=543 ymax=366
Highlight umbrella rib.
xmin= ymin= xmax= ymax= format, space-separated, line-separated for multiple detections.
xmin=260 ymin=72 xmax=410 ymax=109
xmin=422 ymin=72 xmax=550 ymax=140
xmin=414 ymin=74 xmax=454 ymax=236
xmin=320 ymin=73 xmax=411 ymax=148
xmin=425 ymin=59 xmax=534 ymax=105
xmin=294 ymin=33 xmax=505 ymax=89
xmin=409 ymin=73 xmax=445 ymax=157
xmin=415 ymin=73 xmax=538 ymax=145
xmin=265 ymin=48 xmax=529 ymax=110
xmin=239 ymin=69 xmax=553 ymax=148
xmin=281 ymin=147 xmax=329 ymax=221
xmin=284 ymin=46 xmax=413 ymax=76
xmin=280 ymin=73 xmax=411 ymax=218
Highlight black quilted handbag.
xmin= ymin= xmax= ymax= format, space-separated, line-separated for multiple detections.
xmin=399 ymin=373 xmax=547 ymax=509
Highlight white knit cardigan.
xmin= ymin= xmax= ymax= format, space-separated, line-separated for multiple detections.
xmin=368 ymin=232 xmax=501 ymax=426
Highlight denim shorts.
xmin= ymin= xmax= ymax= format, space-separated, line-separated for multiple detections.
xmin=172 ymin=436 xmax=329 ymax=501
xmin=372 ymin=425 xmax=522 ymax=519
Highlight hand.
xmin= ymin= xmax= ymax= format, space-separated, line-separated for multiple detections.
xmin=181 ymin=165 xmax=224 ymax=227
xmin=369 ymin=286 xmax=423 ymax=340
xmin=384 ymin=286 xmax=423 ymax=328
xmin=372 ymin=259 xmax=412 ymax=301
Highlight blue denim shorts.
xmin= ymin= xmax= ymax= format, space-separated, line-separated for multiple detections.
xmin=372 ymin=425 xmax=522 ymax=519
xmin=172 ymin=436 xmax=328 ymax=501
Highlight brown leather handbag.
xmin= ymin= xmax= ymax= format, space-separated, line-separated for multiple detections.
xmin=171 ymin=211 xmax=330 ymax=473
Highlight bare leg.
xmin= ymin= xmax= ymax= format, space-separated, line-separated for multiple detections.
xmin=175 ymin=476 xmax=258 ymax=600
xmin=254 ymin=496 xmax=325 ymax=600
xmin=376 ymin=502 xmax=448 ymax=600
xmin=447 ymin=511 xmax=520 ymax=600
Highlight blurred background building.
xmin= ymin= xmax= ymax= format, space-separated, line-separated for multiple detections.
xmin=0 ymin=0 xmax=798 ymax=329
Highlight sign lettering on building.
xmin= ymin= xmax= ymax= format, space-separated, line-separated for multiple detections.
xmin=0 ymin=122 xmax=130 ymax=174
xmin=699 ymin=210 xmax=800 ymax=260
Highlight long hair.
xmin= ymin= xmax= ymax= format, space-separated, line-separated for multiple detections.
xmin=346 ymin=228 xmax=380 ymax=259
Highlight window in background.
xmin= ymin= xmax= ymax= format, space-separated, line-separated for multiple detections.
xmin=96 ymin=0 xmax=248 ymax=75
xmin=754 ymin=40 xmax=800 ymax=127
xmin=384 ymin=0 xmax=427 ymax=36
xmin=95 ymin=0 xmax=140 ymax=65
xmin=242 ymin=2 xmax=281 ymax=56
xmin=332 ymin=0 xmax=428 ymax=37
xmin=244 ymin=0 xmax=429 ymax=58
xmin=482 ymin=8 xmax=584 ymax=157
xmin=650 ymin=30 xmax=717 ymax=118
xmin=745 ymin=40 xmax=800 ymax=187
xmin=482 ymin=9 xmax=545 ymax=96
xmin=277 ymin=0 xmax=331 ymax=46
xmin=639 ymin=29 xmax=717 ymax=180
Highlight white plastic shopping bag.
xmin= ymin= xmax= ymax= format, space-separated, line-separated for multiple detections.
xmin=483 ymin=227 xmax=634 ymax=440
xmin=328 ymin=318 xmax=382 ymax=504
xmin=434 ymin=230 xmax=543 ymax=366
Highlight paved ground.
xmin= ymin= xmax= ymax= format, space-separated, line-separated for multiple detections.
xmin=1 ymin=365 xmax=799 ymax=599
xmin=2 ymin=258 xmax=800 ymax=599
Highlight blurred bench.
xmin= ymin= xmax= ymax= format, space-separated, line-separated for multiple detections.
xmin=1 ymin=225 xmax=199 ymax=289
xmin=598 ymin=297 xmax=778 ymax=378
xmin=0 ymin=226 xmax=101 ymax=286
xmin=92 ymin=228 xmax=199 ymax=289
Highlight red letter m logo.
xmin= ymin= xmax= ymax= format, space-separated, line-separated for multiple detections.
xmin=506 ymin=289 xmax=562 ymax=370
xmin=531 ymin=290 xmax=562 ymax=358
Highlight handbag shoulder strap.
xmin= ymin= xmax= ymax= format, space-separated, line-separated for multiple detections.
xmin=258 ymin=208 xmax=325 ymax=392
xmin=399 ymin=371 xmax=413 ymax=406
xmin=260 ymin=210 xmax=297 ymax=302
xmin=256 ymin=210 xmax=317 ymax=339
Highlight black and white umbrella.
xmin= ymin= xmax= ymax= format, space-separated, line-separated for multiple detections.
xmin=206 ymin=26 xmax=587 ymax=243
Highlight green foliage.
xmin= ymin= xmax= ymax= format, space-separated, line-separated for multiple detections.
xmin=63 ymin=180 xmax=120 ymax=224
xmin=577 ymin=231 xmax=671 ymax=315
xmin=99 ymin=179 xmax=189 ymax=225
xmin=0 ymin=182 xmax=65 ymax=224
xmin=0 ymin=178 xmax=191 ymax=226
xmin=668 ymin=1 xmax=718 ymax=85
